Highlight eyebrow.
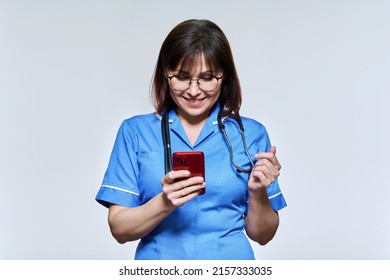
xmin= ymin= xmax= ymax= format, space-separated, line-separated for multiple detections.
xmin=172 ymin=69 xmax=214 ymax=75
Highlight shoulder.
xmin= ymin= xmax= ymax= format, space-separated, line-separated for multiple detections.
xmin=114 ymin=113 xmax=160 ymax=141
xmin=239 ymin=116 xmax=267 ymax=133
xmin=123 ymin=112 xmax=159 ymax=124
xmin=239 ymin=115 xmax=273 ymax=148
xmin=120 ymin=112 xmax=160 ymax=129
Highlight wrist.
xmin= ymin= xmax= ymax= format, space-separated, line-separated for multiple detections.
xmin=248 ymin=187 xmax=269 ymax=204
xmin=159 ymin=192 xmax=177 ymax=212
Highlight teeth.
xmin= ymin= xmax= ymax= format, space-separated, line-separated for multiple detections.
xmin=184 ymin=97 xmax=205 ymax=103
xmin=188 ymin=99 xmax=202 ymax=103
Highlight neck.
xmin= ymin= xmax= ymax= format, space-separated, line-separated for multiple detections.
xmin=176 ymin=112 xmax=208 ymax=146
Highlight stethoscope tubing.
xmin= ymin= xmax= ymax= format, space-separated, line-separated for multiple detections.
xmin=161 ymin=109 xmax=254 ymax=174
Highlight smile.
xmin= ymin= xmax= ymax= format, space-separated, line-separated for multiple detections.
xmin=183 ymin=97 xmax=206 ymax=104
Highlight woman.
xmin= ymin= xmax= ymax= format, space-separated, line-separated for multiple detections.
xmin=96 ymin=19 xmax=287 ymax=259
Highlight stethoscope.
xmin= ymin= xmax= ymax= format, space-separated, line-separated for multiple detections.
xmin=161 ymin=108 xmax=255 ymax=174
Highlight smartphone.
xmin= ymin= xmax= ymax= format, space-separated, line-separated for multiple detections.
xmin=172 ymin=151 xmax=205 ymax=195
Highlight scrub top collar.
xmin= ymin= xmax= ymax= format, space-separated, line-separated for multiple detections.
xmin=159 ymin=103 xmax=222 ymax=149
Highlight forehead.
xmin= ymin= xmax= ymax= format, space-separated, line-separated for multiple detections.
xmin=172 ymin=53 xmax=220 ymax=74
xmin=176 ymin=55 xmax=206 ymax=73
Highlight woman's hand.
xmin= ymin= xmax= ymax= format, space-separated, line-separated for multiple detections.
xmin=248 ymin=146 xmax=281 ymax=192
xmin=245 ymin=146 xmax=281 ymax=244
xmin=161 ymin=170 xmax=205 ymax=207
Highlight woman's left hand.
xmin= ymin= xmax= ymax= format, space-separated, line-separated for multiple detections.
xmin=248 ymin=146 xmax=281 ymax=191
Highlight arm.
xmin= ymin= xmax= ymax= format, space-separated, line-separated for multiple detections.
xmin=108 ymin=193 xmax=174 ymax=243
xmin=245 ymin=146 xmax=281 ymax=245
xmin=245 ymin=189 xmax=279 ymax=245
xmin=108 ymin=170 xmax=205 ymax=243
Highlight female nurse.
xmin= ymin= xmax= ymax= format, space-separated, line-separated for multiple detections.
xmin=96 ymin=19 xmax=287 ymax=259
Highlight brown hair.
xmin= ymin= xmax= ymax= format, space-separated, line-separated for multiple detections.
xmin=151 ymin=19 xmax=242 ymax=117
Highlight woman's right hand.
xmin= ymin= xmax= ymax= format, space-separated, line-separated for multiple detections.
xmin=161 ymin=170 xmax=205 ymax=207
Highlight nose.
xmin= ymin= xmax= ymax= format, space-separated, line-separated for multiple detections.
xmin=187 ymin=79 xmax=201 ymax=95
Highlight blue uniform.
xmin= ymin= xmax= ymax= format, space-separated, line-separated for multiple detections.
xmin=96 ymin=104 xmax=287 ymax=259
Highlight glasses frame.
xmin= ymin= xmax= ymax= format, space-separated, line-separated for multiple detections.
xmin=166 ymin=75 xmax=224 ymax=92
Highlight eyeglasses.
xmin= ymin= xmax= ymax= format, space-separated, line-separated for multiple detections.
xmin=166 ymin=75 xmax=223 ymax=91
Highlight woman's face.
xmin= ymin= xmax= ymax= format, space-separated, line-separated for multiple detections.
xmin=166 ymin=55 xmax=223 ymax=125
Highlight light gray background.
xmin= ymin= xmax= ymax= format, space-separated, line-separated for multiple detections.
xmin=1 ymin=0 xmax=389 ymax=260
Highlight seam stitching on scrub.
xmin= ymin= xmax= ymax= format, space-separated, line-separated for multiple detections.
xmin=101 ymin=184 xmax=140 ymax=196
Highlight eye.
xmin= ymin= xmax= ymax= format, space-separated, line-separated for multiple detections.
xmin=175 ymin=75 xmax=190 ymax=81
xmin=199 ymin=75 xmax=214 ymax=82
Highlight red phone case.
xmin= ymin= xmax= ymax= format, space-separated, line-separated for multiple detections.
xmin=172 ymin=151 xmax=205 ymax=195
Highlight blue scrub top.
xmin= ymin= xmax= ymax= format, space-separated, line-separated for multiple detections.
xmin=96 ymin=104 xmax=287 ymax=259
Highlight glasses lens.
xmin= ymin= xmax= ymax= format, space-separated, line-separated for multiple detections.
xmin=170 ymin=77 xmax=189 ymax=91
xmin=199 ymin=78 xmax=218 ymax=91
xmin=169 ymin=77 xmax=218 ymax=91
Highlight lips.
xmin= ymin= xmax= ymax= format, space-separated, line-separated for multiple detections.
xmin=183 ymin=96 xmax=206 ymax=105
